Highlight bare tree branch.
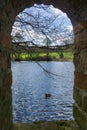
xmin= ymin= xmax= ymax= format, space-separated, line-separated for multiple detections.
xmin=11 ymin=4 xmax=74 ymax=79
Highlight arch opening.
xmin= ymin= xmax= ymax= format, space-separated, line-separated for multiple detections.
xmin=11 ymin=4 xmax=75 ymax=124
xmin=1 ymin=1 xmax=87 ymax=130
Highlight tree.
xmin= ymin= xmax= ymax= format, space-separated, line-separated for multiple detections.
xmin=11 ymin=4 xmax=74 ymax=75
xmin=11 ymin=4 xmax=74 ymax=47
xmin=12 ymin=32 xmax=24 ymax=42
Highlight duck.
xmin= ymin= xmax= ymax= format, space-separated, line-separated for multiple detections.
xmin=45 ymin=93 xmax=51 ymax=98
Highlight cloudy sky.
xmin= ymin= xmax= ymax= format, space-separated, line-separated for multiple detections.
xmin=11 ymin=4 xmax=73 ymax=45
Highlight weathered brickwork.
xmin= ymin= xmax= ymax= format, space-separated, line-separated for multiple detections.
xmin=0 ymin=1 xmax=13 ymax=130
xmin=74 ymin=21 xmax=87 ymax=129
xmin=0 ymin=0 xmax=87 ymax=130
xmin=73 ymin=104 xmax=87 ymax=130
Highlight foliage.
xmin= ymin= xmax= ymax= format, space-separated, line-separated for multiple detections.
xmin=11 ymin=51 xmax=73 ymax=61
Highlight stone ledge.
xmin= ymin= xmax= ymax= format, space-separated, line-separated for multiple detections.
xmin=73 ymin=104 xmax=87 ymax=130
xmin=13 ymin=120 xmax=79 ymax=130
xmin=75 ymin=72 xmax=87 ymax=90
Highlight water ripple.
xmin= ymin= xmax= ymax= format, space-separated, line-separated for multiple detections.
xmin=11 ymin=61 xmax=74 ymax=123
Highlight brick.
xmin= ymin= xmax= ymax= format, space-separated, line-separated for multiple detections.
xmin=2 ymin=55 xmax=8 ymax=70
xmin=73 ymin=104 xmax=87 ymax=130
xmin=75 ymin=72 xmax=87 ymax=90
xmin=82 ymin=95 xmax=87 ymax=113
xmin=73 ymin=86 xmax=83 ymax=107
xmin=74 ymin=49 xmax=87 ymax=74
xmin=2 ymin=69 xmax=12 ymax=96
xmin=75 ymin=30 xmax=87 ymax=43
xmin=75 ymin=41 xmax=87 ymax=50
xmin=73 ymin=53 xmax=81 ymax=72
xmin=1 ymin=31 xmax=12 ymax=49
xmin=81 ymin=50 xmax=87 ymax=73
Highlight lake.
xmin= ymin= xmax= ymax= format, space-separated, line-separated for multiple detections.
xmin=11 ymin=61 xmax=74 ymax=123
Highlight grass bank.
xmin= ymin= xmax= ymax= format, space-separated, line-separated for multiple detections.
xmin=11 ymin=51 xmax=73 ymax=61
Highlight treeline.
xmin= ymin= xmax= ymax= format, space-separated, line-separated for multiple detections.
xmin=11 ymin=43 xmax=74 ymax=61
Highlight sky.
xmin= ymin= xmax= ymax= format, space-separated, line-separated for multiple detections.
xmin=11 ymin=4 xmax=73 ymax=46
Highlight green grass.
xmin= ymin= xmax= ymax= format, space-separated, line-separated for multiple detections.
xmin=48 ymin=52 xmax=59 ymax=58
xmin=11 ymin=51 xmax=73 ymax=61
xmin=63 ymin=52 xmax=73 ymax=59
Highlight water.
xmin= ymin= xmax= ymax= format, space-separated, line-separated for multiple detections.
xmin=11 ymin=61 xmax=74 ymax=123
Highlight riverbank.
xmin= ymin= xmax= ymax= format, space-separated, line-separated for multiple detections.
xmin=13 ymin=58 xmax=73 ymax=62
xmin=11 ymin=51 xmax=73 ymax=61
xmin=12 ymin=56 xmax=73 ymax=62
xmin=13 ymin=120 xmax=79 ymax=130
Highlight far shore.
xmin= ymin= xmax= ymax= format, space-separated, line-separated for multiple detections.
xmin=12 ymin=57 xmax=73 ymax=62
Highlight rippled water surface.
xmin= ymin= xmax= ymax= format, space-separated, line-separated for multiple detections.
xmin=11 ymin=61 xmax=74 ymax=123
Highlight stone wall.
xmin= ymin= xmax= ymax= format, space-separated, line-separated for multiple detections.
xmin=73 ymin=22 xmax=87 ymax=130
xmin=0 ymin=1 xmax=12 ymax=129
xmin=0 ymin=1 xmax=33 ymax=129
xmin=0 ymin=0 xmax=87 ymax=130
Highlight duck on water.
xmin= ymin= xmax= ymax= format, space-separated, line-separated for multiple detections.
xmin=45 ymin=93 xmax=51 ymax=98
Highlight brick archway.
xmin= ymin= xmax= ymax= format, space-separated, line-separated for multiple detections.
xmin=0 ymin=1 xmax=87 ymax=130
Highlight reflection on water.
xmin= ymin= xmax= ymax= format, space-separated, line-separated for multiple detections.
xmin=11 ymin=61 xmax=74 ymax=123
